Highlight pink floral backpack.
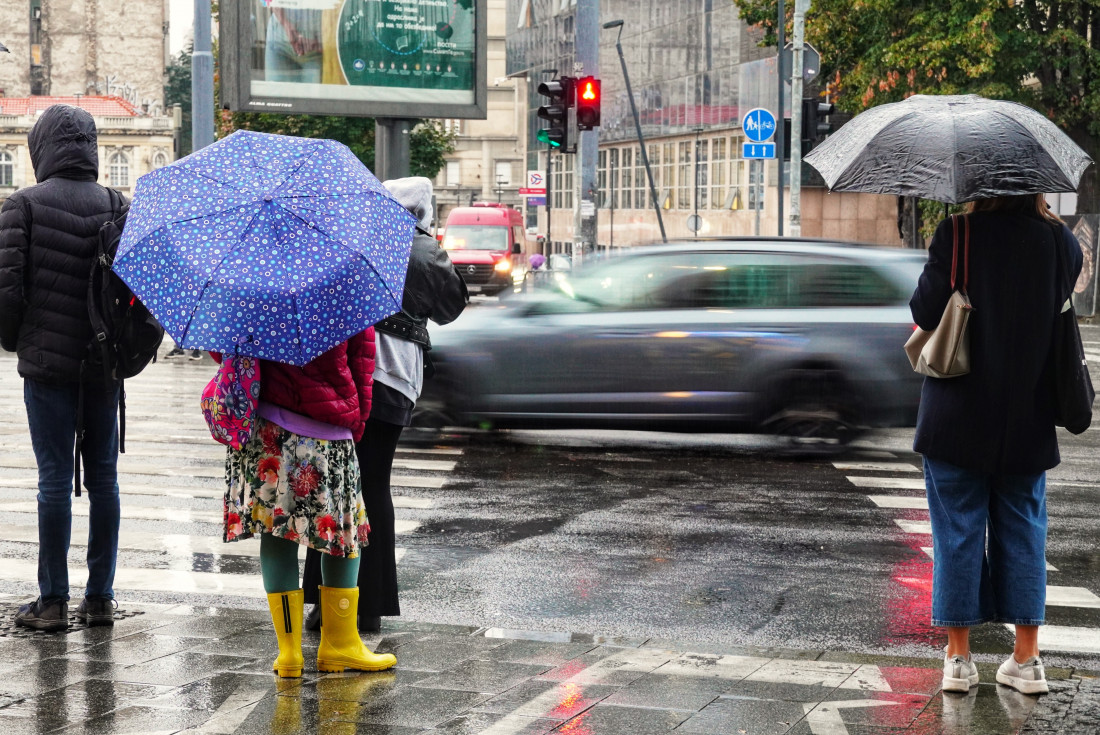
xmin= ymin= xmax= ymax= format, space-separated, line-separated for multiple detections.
xmin=201 ymin=351 xmax=261 ymax=450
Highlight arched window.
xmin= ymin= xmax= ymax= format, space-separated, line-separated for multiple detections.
xmin=108 ymin=151 xmax=130 ymax=188
xmin=0 ymin=151 xmax=13 ymax=187
xmin=152 ymin=150 xmax=169 ymax=169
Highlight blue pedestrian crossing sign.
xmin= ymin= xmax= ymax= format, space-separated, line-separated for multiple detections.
xmin=742 ymin=142 xmax=776 ymax=159
xmin=741 ymin=108 xmax=777 ymax=143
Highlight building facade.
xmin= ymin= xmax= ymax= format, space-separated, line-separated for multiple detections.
xmin=506 ymin=0 xmax=902 ymax=250
xmin=0 ymin=96 xmax=181 ymax=202
xmin=432 ymin=0 xmax=528 ymax=226
xmin=0 ymin=0 xmax=170 ymax=113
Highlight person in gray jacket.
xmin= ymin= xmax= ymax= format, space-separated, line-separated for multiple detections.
xmin=302 ymin=176 xmax=468 ymax=630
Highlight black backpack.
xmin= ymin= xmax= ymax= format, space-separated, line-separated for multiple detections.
xmin=74 ymin=189 xmax=165 ymax=495
xmin=88 ymin=188 xmax=165 ymax=382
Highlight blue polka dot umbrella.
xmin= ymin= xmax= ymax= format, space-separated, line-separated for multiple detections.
xmin=113 ymin=130 xmax=416 ymax=365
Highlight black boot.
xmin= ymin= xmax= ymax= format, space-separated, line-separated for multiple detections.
xmin=304 ymin=603 xmax=322 ymax=631
xmin=359 ymin=615 xmax=381 ymax=633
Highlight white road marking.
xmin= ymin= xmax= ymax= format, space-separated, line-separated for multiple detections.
xmin=848 ymin=476 xmax=926 ymax=490
xmin=803 ymin=699 xmax=903 ymax=735
xmin=392 ymin=458 xmax=456 ymax=472
xmin=1008 ymin=624 xmax=1100 ymax=654
xmin=894 ymin=519 xmax=932 ymax=534
xmin=1046 ymin=586 xmax=1100 ymax=609
xmin=832 ymin=462 xmax=921 ymax=473
xmin=0 ymin=557 xmax=267 ymax=597
xmin=392 ymin=474 xmax=448 ymax=489
xmin=868 ymin=495 xmax=928 ymax=510
xmin=920 ymin=546 xmax=1057 ymax=572
xmin=6 ymin=500 xmax=222 ymax=524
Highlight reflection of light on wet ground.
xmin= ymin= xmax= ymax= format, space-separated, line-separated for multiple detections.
xmin=883 ymin=529 xmax=937 ymax=648
xmin=547 ymin=682 xmax=584 ymax=719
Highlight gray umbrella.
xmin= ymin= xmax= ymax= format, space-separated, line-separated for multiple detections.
xmin=803 ymin=94 xmax=1092 ymax=204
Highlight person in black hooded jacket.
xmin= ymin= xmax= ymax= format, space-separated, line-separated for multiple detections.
xmin=0 ymin=105 xmax=125 ymax=631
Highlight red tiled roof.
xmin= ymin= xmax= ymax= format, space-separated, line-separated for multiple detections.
xmin=0 ymin=95 xmax=142 ymax=117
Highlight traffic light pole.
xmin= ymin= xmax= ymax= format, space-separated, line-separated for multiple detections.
xmin=788 ymin=0 xmax=809 ymax=238
xmin=776 ymin=0 xmax=785 ymax=237
xmin=574 ymin=0 xmax=599 ymax=265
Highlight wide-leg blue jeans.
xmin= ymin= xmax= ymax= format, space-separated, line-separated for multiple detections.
xmin=923 ymin=456 xmax=1047 ymax=627
xmin=24 ymin=378 xmax=121 ymax=602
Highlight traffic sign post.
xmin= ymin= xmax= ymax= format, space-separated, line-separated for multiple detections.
xmin=741 ymin=108 xmax=778 ymax=144
xmin=742 ymin=142 xmax=776 ymax=159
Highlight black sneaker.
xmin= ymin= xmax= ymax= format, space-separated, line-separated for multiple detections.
xmin=75 ymin=597 xmax=116 ymax=627
xmin=165 ymin=347 xmax=185 ymax=358
xmin=14 ymin=597 xmax=69 ymax=631
xmin=188 ymin=350 xmax=204 ymax=361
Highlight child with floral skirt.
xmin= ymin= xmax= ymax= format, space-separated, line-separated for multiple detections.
xmin=220 ymin=326 xmax=396 ymax=677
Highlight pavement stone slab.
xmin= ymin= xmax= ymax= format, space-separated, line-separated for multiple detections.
xmin=410 ymin=659 xmax=553 ymax=695
xmin=338 ymin=685 xmax=492 ymax=729
xmin=100 ymin=651 xmax=259 ymax=688
xmin=428 ymin=711 xmax=560 ymax=735
xmin=0 ymin=679 xmax=172 ymax=732
xmin=52 ymin=704 xmax=213 ymax=734
xmin=556 ymin=702 xmax=693 ymax=733
xmin=676 ymin=696 xmax=810 ymax=734
xmin=471 ymin=679 xmax=620 ymax=720
xmin=601 ymin=671 xmax=730 ymax=711
xmin=476 ymin=638 xmax=599 ymax=667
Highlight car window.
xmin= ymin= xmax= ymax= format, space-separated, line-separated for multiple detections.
xmin=793 ymin=263 xmax=906 ymax=307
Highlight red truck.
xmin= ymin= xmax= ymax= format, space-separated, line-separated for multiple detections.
xmin=441 ymin=203 xmax=529 ymax=296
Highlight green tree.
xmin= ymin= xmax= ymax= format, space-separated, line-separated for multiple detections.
xmin=164 ymin=47 xmax=193 ymax=158
xmin=219 ymin=113 xmax=455 ymax=179
xmin=735 ymin=0 xmax=1100 ymax=213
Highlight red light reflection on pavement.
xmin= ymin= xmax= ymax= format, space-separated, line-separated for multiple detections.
xmin=547 ymin=682 xmax=594 ymax=720
xmin=555 ymin=709 xmax=594 ymax=734
xmin=883 ymin=511 xmax=939 ymax=648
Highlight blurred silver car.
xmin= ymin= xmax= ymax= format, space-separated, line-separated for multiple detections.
xmin=419 ymin=239 xmax=928 ymax=444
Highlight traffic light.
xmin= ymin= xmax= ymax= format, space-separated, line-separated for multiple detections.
xmin=575 ymin=76 xmax=601 ymax=130
xmin=537 ymin=76 xmax=574 ymax=151
xmin=802 ymin=98 xmax=836 ymax=147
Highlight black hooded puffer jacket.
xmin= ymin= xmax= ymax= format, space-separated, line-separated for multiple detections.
xmin=0 ymin=105 xmax=122 ymax=383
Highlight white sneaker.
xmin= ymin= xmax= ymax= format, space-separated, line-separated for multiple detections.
xmin=942 ymin=651 xmax=979 ymax=692
xmin=996 ymin=655 xmax=1048 ymax=695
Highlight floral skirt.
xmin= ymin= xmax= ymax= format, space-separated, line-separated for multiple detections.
xmin=223 ymin=417 xmax=368 ymax=557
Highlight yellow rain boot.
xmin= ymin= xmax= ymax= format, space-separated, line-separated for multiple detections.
xmin=266 ymin=589 xmax=305 ymax=678
xmin=316 ymin=586 xmax=397 ymax=673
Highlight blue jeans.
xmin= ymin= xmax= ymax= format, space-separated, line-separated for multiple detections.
xmin=923 ymin=457 xmax=1046 ymax=627
xmin=24 ymin=379 xmax=121 ymax=602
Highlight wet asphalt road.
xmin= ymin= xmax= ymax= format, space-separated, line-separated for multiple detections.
xmin=2 ymin=316 xmax=1099 ymax=679
xmin=390 ymin=424 xmax=1100 ymax=672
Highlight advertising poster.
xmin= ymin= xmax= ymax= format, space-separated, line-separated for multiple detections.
xmin=234 ymin=0 xmax=483 ymax=116
xmin=1063 ymin=214 xmax=1100 ymax=317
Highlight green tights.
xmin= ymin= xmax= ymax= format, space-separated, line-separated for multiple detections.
xmin=259 ymin=533 xmax=359 ymax=593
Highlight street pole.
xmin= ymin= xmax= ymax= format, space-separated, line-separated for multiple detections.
xmin=609 ymin=150 xmax=615 ymax=251
xmin=693 ymin=127 xmax=702 ymax=237
xmin=191 ymin=0 xmax=214 ymax=152
xmin=375 ymin=119 xmax=413 ymax=182
xmin=754 ymin=160 xmax=762 ymax=235
xmin=789 ymin=0 xmax=809 ymax=238
xmin=541 ymin=69 xmax=557 ymax=253
xmin=775 ymin=0 xmax=785 ymax=236
xmin=605 ymin=20 xmax=666 ymax=243
xmin=574 ymin=0 xmax=599 ymax=267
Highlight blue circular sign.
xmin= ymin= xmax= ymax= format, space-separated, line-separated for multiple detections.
xmin=742 ymin=108 xmax=777 ymax=143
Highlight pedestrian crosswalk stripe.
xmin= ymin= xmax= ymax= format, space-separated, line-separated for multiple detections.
xmin=3 ymin=524 xmax=411 ymax=564
xmin=848 ymin=476 xmax=925 ymax=490
xmin=868 ymin=495 xmax=927 ymax=510
xmin=894 ymin=519 xmax=932 ymax=534
xmin=0 ymin=457 xmax=226 ymax=479
xmin=392 ymin=458 xmax=456 ymax=472
xmin=396 ymin=447 xmax=464 ymax=456
xmin=920 ymin=546 xmax=1058 ymax=572
xmin=392 ymin=475 xmax=448 ymax=489
xmin=1007 ymin=624 xmax=1100 ymax=654
xmin=0 ymin=557 xmax=268 ymax=597
xmin=1045 ymin=586 xmax=1100 ymax=608
xmin=832 ymin=462 xmax=921 ymax=473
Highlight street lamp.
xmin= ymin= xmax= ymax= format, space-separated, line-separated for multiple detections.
xmin=603 ymin=19 xmax=667 ymax=243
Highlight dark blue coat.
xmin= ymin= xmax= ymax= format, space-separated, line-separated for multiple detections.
xmin=910 ymin=211 xmax=1082 ymax=475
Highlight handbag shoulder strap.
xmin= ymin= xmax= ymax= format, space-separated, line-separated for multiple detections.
xmin=950 ymin=214 xmax=970 ymax=293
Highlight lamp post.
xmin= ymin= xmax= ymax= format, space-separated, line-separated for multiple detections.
xmin=603 ymin=19 xmax=666 ymax=243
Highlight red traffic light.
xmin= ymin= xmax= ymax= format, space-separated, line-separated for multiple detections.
xmin=576 ymin=76 xmax=601 ymax=131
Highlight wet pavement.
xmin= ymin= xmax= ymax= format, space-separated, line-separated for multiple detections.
xmin=0 ymin=596 xmax=1096 ymax=734
xmin=1 ymin=327 xmax=1100 ymax=732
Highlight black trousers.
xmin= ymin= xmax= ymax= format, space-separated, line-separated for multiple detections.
xmin=303 ymin=418 xmax=404 ymax=616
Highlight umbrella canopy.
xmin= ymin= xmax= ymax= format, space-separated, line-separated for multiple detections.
xmin=803 ymin=94 xmax=1092 ymax=204
xmin=114 ymin=130 xmax=416 ymax=365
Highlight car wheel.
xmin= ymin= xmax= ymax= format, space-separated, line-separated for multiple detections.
xmin=763 ymin=367 xmax=864 ymax=453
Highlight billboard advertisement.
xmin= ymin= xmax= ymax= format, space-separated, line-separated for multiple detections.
xmin=221 ymin=0 xmax=487 ymax=119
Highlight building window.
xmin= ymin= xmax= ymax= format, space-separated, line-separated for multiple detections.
xmin=662 ymin=143 xmax=674 ymax=206
xmin=563 ymin=154 xmax=574 ymax=209
xmin=677 ymin=141 xmax=691 ymax=210
xmin=620 ymin=147 xmax=632 ymax=209
xmin=108 ymin=152 xmax=130 ymax=188
xmin=152 ymin=150 xmax=169 ymax=169
xmin=597 ymin=149 xmax=607 ymax=208
xmin=445 ymin=160 xmax=460 ymax=187
xmin=0 ymin=151 xmax=13 ymax=187
xmin=608 ymin=148 xmax=619 ymax=210
xmin=494 ymin=160 xmax=511 ymax=187
xmin=635 ymin=146 xmax=647 ymax=209
xmin=553 ymin=155 xmax=563 ymax=209
xmin=696 ymin=139 xmax=709 ymax=210
xmin=710 ymin=137 xmax=727 ymax=209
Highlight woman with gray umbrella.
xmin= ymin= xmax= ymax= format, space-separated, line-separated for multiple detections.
xmin=911 ymin=194 xmax=1080 ymax=696
xmin=806 ymin=95 xmax=1093 ymax=696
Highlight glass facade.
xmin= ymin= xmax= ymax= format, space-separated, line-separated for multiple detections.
xmin=507 ymin=0 xmax=786 ymax=228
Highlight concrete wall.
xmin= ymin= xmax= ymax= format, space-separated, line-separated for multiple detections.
xmin=0 ymin=0 xmax=168 ymax=110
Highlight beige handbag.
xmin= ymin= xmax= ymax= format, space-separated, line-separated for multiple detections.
xmin=905 ymin=214 xmax=973 ymax=378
